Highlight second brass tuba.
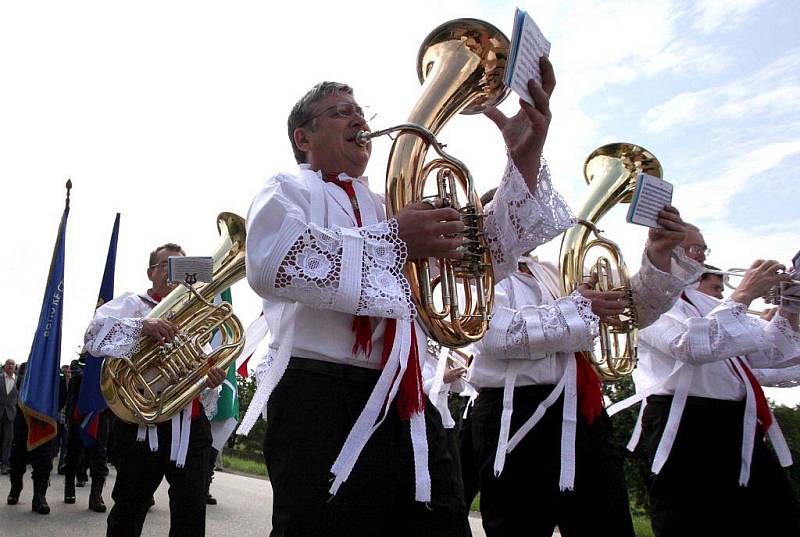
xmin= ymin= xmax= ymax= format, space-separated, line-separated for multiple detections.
xmin=357 ymin=18 xmax=511 ymax=348
xmin=101 ymin=212 xmax=247 ymax=424
xmin=559 ymin=143 xmax=663 ymax=381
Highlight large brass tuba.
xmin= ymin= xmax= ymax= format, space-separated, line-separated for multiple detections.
xmin=101 ymin=212 xmax=247 ymax=424
xmin=356 ymin=18 xmax=510 ymax=348
xmin=559 ymin=143 xmax=663 ymax=381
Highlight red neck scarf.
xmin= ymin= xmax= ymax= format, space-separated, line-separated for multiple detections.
xmin=324 ymin=173 xmax=424 ymax=419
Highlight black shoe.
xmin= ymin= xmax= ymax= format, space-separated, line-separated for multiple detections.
xmin=64 ymin=474 xmax=76 ymax=504
xmin=76 ymin=477 xmax=87 ymax=488
xmin=88 ymin=479 xmax=106 ymax=513
xmin=206 ymin=492 xmax=217 ymax=505
xmin=7 ymin=479 xmax=22 ymax=505
xmin=32 ymin=478 xmax=50 ymax=515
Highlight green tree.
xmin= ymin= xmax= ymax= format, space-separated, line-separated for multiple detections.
xmin=225 ymin=373 xmax=266 ymax=456
xmin=604 ymin=377 xmax=651 ymax=514
xmin=770 ymin=403 xmax=800 ymax=497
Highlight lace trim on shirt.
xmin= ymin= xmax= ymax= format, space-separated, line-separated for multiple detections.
xmin=273 ymin=219 xmax=414 ymax=319
xmin=669 ymin=299 xmax=765 ymax=365
xmin=773 ymin=314 xmax=800 ymax=347
xmin=502 ymin=292 xmax=599 ymax=360
xmin=484 ymin=157 xmax=575 ymax=281
xmin=357 ymin=219 xmax=415 ymax=319
xmin=570 ymin=290 xmax=601 ymax=344
xmin=84 ymin=317 xmax=143 ymax=359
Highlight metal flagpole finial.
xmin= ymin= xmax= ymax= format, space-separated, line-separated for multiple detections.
xmin=65 ymin=179 xmax=72 ymax=208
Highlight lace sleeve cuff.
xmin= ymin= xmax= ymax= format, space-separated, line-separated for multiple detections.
xmin=83 ymin=316 xmax=143 ymax=359
xmin=484 ymin=292 xmax=598 ymax=360
xmin=271 ymin=218 xmax=414 ymax=320
xmin=632 ymin=246 xmax=702 ymax=328
xmin=670 ymin=299 xmax=765 ymax=364
xmin=484 ymin=156 xmax=575 ymax=281
xmin=754 ymin=364 xmax=800 ymax=387
xmin=762 ymin=314 xmax=800 ymax=367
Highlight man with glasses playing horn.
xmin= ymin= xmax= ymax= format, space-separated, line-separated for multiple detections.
xmin=466 ymin=182 xmax=701 ymax=536
xmin=82 ymin=243 xmax=225 ymax=537
xmin=240 ymin=56 xmax=578 ymax=536
xmin=607 ymin=225 xmax=800 ymax=536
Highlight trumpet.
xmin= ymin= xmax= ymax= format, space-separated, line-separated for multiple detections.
xmin=706 ymin=267 xmax=800 ymax=310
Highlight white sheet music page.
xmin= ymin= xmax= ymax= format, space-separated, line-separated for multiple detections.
xmin=626 ymin=173 xmax=674 ymax=228
xmin=505 ymin=8 xmax=551 ymax=105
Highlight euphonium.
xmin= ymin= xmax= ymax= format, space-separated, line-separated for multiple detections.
xmin=559 ymin=143 xmax=663 ymax=381
xmin=355 ymin=18 xmax=511 ymax=348
xmin=101 ymin=212 xmax=247 ymax=424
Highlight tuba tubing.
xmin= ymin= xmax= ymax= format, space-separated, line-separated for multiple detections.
xmin=559 ymin=143 xmax=663 ymax=381
xmin=358 ymin=18 xmax=511 ymax=348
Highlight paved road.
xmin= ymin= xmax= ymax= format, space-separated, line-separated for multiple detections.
xmin=0 ymin=469 xmax=487 ymax=536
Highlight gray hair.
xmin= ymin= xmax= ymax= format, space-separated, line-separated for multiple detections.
xmin=148 ymin=243 xmax=185 ymax=268
xmin=288 ymin=81 xmax=354 ymax=164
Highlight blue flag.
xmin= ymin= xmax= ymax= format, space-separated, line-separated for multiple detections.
xmin=19 ymin=183 xmax=71 ymax=450
xmin=77 ymin=213 xmax=119 ymax=445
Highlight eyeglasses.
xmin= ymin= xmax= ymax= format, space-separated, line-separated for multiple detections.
xmin=148 ymin=261 xmax=168 ymax=270
xmin=299 ymin=102 xmax=375 ymax=127
xmin=686 ymin=245 xmax=711 ymax=256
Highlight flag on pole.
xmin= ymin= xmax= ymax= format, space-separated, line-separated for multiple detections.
xmin=19 ymin=181 xmax=71 ymax=450
xmin=77 ymin=213 xmax=120 ymax=445
xmin=210 ymin=289 xmax=240 ymax=451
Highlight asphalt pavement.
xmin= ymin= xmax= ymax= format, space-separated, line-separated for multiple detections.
xmin=0 ymin=468 xmax=488 ymax=536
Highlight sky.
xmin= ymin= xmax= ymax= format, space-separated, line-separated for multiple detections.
xmin=1 ymin=0 xmax=798 ymax=403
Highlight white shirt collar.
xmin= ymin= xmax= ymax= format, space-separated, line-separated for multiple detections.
xmin=298 ymin=163 xmax=369 ymax=184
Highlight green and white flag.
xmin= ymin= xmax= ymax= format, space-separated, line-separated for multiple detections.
xmin=210 ymin=288 xmax=240 ymax=451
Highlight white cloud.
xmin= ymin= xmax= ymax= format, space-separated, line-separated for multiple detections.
xmin=674 ymin=140 xmax=800 ymax=219
xmin=642 ymin=51 xmax=800 ymax=132
xmin=692 ymin=0 xmax=767 ymax=33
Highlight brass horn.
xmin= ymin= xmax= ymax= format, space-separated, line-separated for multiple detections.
xmin=101 ymin=212 xmax=247 ymax=424
xmin=356 ymin=18 xmax=510 ymax=348
xmin=560 ymin=143 xmax=663 ymax=381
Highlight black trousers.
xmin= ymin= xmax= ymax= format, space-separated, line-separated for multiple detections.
xmin=264 ymin=357 xmax=470 ymax=537
xmin=9 ymin=408 xmax=53 ymax=482
xmin=106 ymin=414 xmax=211 ymax=537
xmin=65 ymin=410 xmax=110 ymax=479
xmin=642 ymin=395 xmax=800 ymax=537
xmin=472 ymin=385 xmax=634 ymax=537
xmin=450 ymin=394 xmax=480 ymax=512
xmin=0 ymin=410 xmax=13 ymax=468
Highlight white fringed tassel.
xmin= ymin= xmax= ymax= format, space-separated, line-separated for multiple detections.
xmin=558 ymin=357 xmax=578 ymax=491
xmin=410 ymin=411 xmax=431 ymax=502
xmin=237 ymin=303 xmax=297 ymax=436
xmin=329 ymin=321 xmax=411 ymax=496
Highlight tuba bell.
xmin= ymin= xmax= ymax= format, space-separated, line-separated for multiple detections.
xmin=356 ymin=18 xmax=511 ymax=348
xmin=101 ymin=212 xmax=247 ymax=424
xmin=559 ymin=143 xmax=663 ymax=381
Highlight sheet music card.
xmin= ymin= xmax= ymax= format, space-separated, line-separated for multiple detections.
xmin=504 ymin=8 xmax=551 ymax=105
xmin=626 ymin=173 xmax=674 ymax=228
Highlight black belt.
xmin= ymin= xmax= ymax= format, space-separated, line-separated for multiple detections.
xmin=287 ymin=356 xmax=381 ymax=385
xmin=646 ymin=394 xmax=745 ymax=411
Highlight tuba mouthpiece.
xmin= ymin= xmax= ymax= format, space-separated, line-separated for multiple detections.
xmin=355 ymin=130 xmax=372 ymax=147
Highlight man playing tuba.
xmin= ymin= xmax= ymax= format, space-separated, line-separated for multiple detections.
xmin=241 ymin=54 xmax=574 ymax=535
xmin=83 ymin=243 xmax=225 ymax=537
xmin=466 ymin=186 xmax=700 ymax=536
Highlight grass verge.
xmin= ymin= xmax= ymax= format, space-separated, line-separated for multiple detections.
xmin=222 ymin=454 xmax=268 ymax=477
